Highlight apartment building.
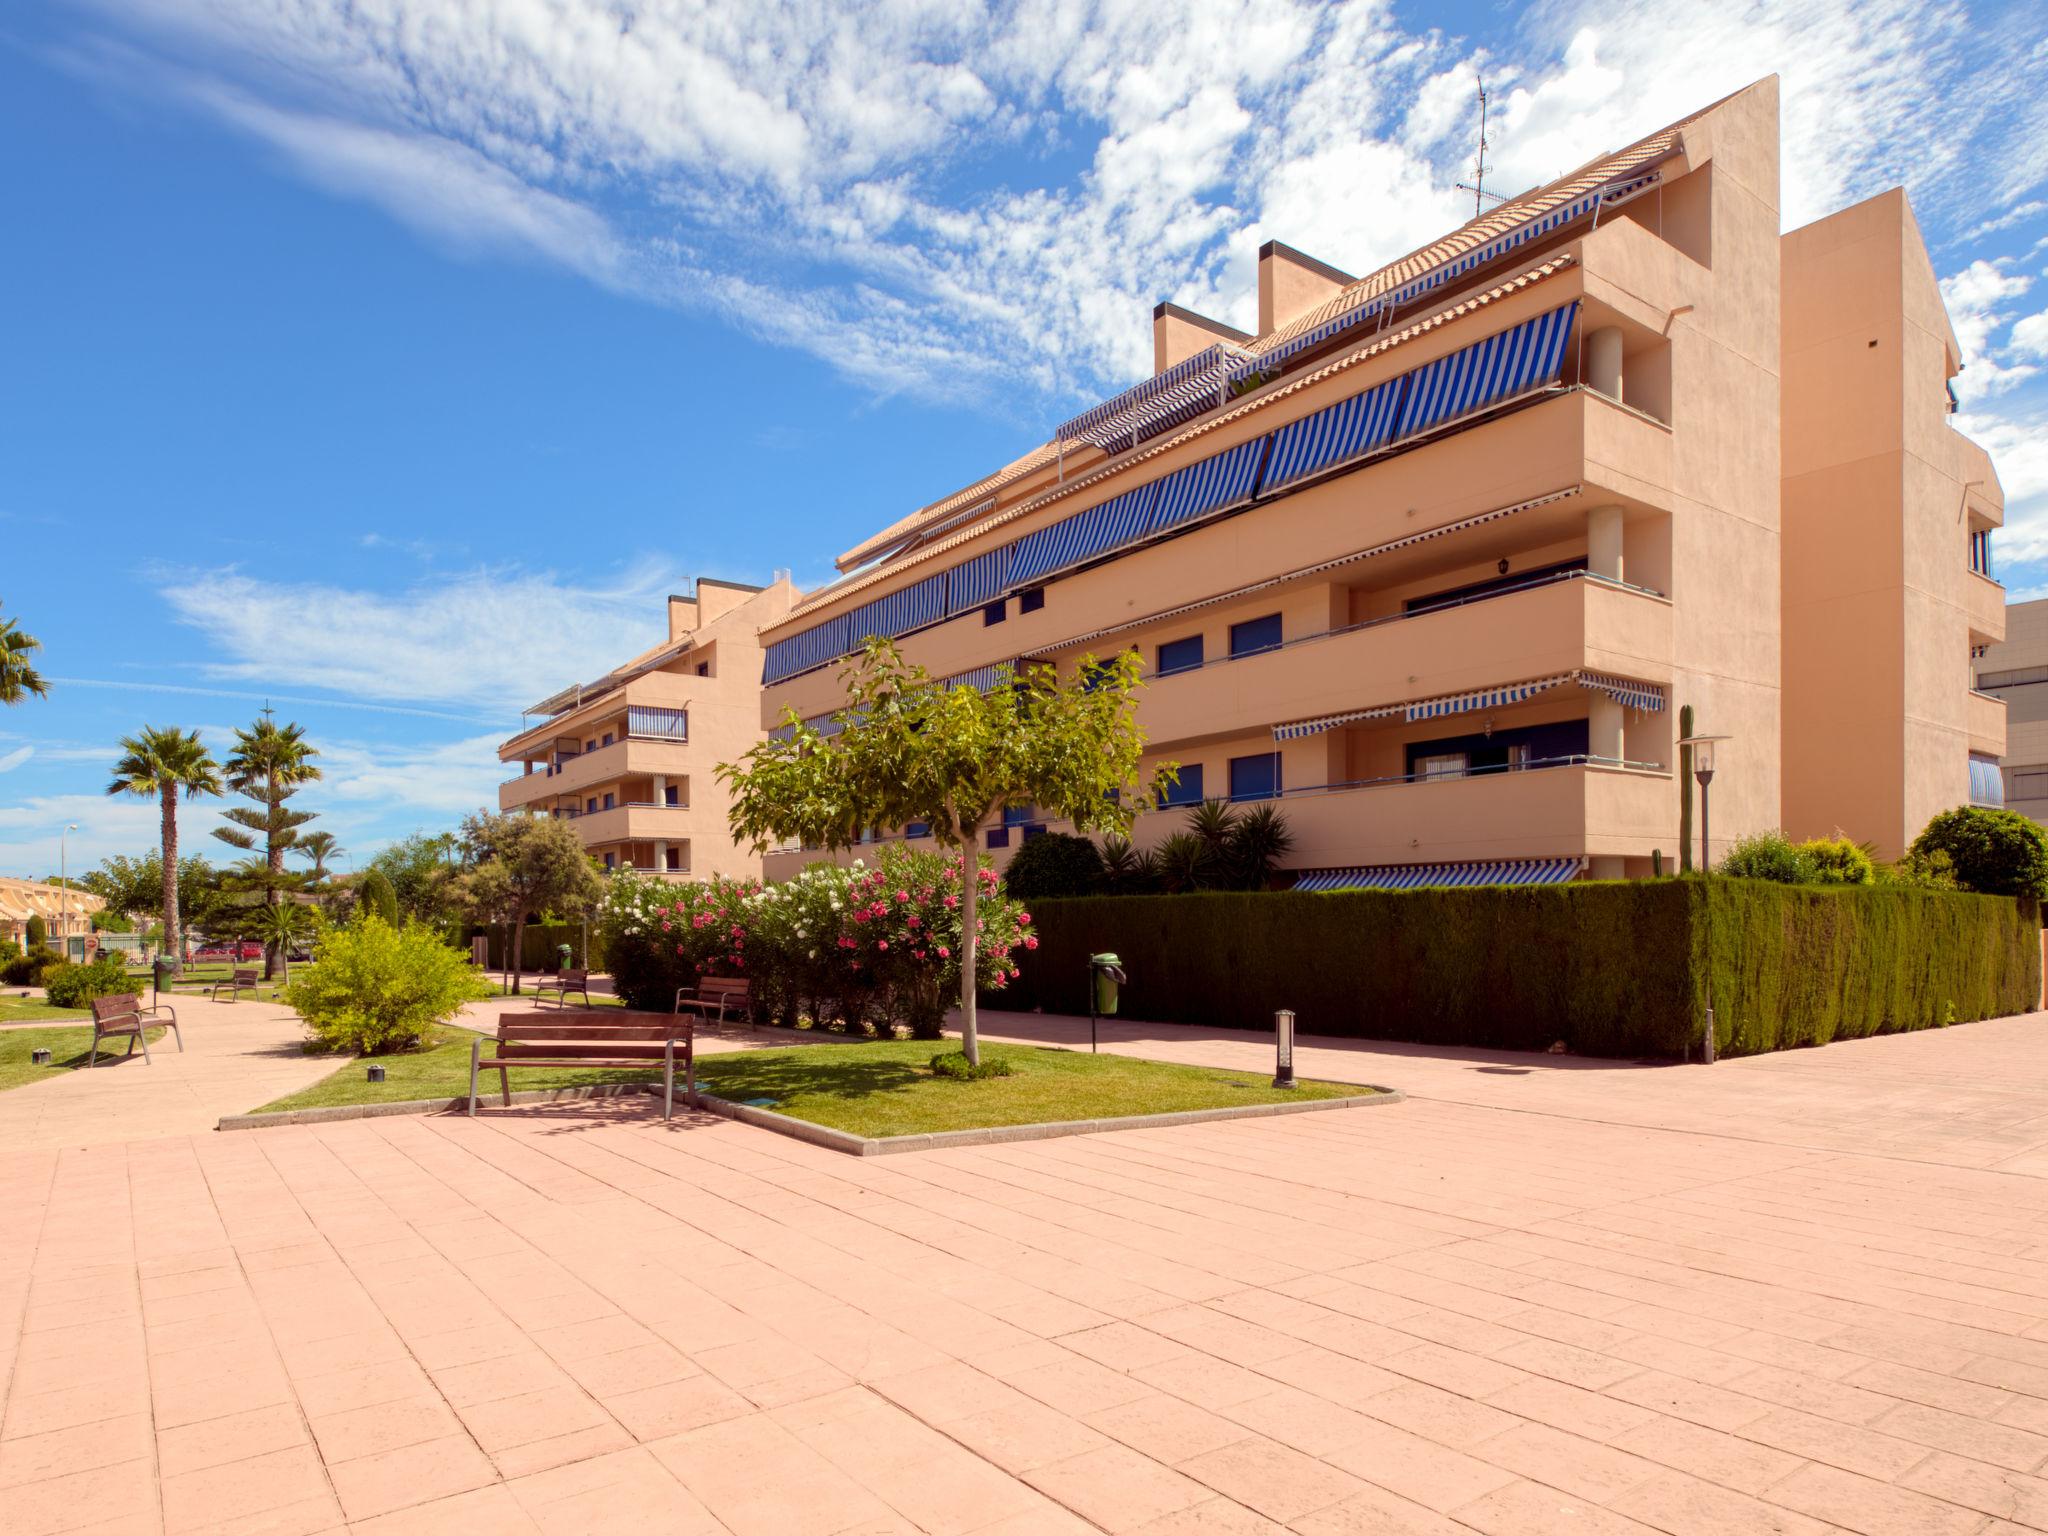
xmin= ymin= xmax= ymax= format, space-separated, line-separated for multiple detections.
xmin=1973 ymin=598 xmax=2047 ymax=823
xmin=498 ymin=577 xmax=796 ymax=879
xmin=1781 ymin=190 xmax=2007 ymax=857
xmin=751 ymin=77 xmax=2003 ymax=889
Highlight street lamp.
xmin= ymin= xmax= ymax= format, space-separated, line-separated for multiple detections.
xmin=1676 ymin=736 xmax=1730 ymax=872
xmin=59 ymin=823 xmax=78 ymax=952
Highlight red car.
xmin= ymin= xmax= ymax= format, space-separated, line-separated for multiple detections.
xmin=192 ymin=942 xmax=263 ymax=962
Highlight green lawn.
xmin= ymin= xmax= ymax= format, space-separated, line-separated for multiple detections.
xmin=0 ymin=997 xmax=87 ymax=1024
xmin=255 ymin=1035 xmax=1375 ymax=1134
xmin=0 ymin=1025 xmax=167 ymax=1092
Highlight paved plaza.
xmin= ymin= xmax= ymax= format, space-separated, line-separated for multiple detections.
xmin=9 ymin=1010 xmax=2048 ymax=1533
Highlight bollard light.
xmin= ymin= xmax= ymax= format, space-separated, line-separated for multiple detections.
xmin=31 ymin=1048 xmax=52 ymax=1066
xmin=1273 ymin=1009 xmax=1297 ymax=1089
xmin=1702 ymin=1004 xmax=1717 ymax=1066
xmin=366 ymin=1064 xmax=387 ymax=1084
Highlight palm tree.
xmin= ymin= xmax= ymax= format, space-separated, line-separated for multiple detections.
xmin=1226 ymin=803 xmax=1296 ymax=890
xmin=216 ymin=714 xmax=322 ymax=979
xmin=107 ymin=728 xmax=222 ymax=964
xmin=0 ymin=604 xmax=48 ymax=704
xmin=295 ymin=831 xmax=343 ymax=881
xmin=250 ymin=901 xmax=318 ymax=985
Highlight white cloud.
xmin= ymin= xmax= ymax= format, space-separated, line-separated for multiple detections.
xmin=1940 ymin=258 xmax=2038 ymax=402
xmin=0 ymin=746 xmax=32 ymax=774
xmin=154 ymin=562 xmax=681 ymax=714
xmin=0 ymin=791 xmax=232 ymax=882
xmin=1955 ymin=405 xmax=2048 ymax=575
xmin=61 ymin=0 xmax=2036 ymax=434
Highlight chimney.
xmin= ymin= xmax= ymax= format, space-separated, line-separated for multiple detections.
xmin=666 ymin=592 xmax=699 ymax=642
xmin=1258 ymin=241 xmax=1354 ymax=335
xmin=1152 ymin=303 xmax=1251 ymax=374
xmin=695 ymin=577 xmax=765 ymax=629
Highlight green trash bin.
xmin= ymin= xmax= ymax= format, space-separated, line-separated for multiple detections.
xmin=1089 ymin=952 xmax=1125 ymax=1022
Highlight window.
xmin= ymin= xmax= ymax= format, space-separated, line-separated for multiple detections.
xmin=906 ymin=821 xmax=931 ymax=839
xmin=1418 ymin=753 xmax=1467 ymax=781
xmin=1229 ymin=613 xmax=1283 ymax=658
xmin=696 ymin=662 xmax=710 ymax=677
xmin=983 ymin=600 xmax=1007 ymax=626
xmin=1970 ymin=754 xmax=2005 ymax=808
xmin=1229 ymin=753 xmax=1282 ymax=803
xmin=664 ymin=784 xmax=680 ymax=806
xmin=665 ymin=846 xmax=683 ymax=871
xmin=1157 ymin=635 xmax=1204 ymax=676
xmin=585 ymin=797 xmax=598 ymax=815
xmin=602 ymin=792 xmax=615 ymax=810
xmin=602 ymin=732 xmax=614 ymax=748
xmin=1022 ymin=824 xmax=1048 ymax=841
xmin=1162 ymin=764 xmax=1205 ymax=807
xmin=1019 ymin=587 xmax=1045 ymax=614
xmin=585 ymin=739 xmax=597 ymax=753
xmin=986 ymin=827 xmax=1011 ymax=849
xmin=1004 ymin=803 xmax=1035 ymax=826
xmin=2011 ymin=768 xmax=2048 ymax=802
xmin=602 ymin=852 xmax=616 ymax=870
xmin=1972 ymin=528 xmax=1995 ymax=577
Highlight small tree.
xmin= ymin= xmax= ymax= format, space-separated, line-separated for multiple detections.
xmin=721 ymin=640 xmax=1173 ymax=1065
xmin=283 ymin=915 xmax=493 ymax=1054
xmin=456 ymin=812 xmax=604 ymax=996
xmin=1911 ymin=807 xmax=2048 ymax=898
xmin=1000 ymin=831 xmax=1105 ymax=901
xmin=359 ymin=868 xmax=401 ymax=928
xmin=251 ymin=902 xmax=320 ymax=984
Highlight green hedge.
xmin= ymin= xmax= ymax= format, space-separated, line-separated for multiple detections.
xmin=469 ymin=923 xmax=604 ymax=973
xmin=1004 ymin=880 xmax=2040 ymax=1058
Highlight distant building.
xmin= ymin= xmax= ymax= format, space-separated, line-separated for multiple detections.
xmin=748 ymin=76 xmax=2005 ymax=884
xmin=497 ymin=577 xmax=797 ymax=880
xmin=0 ymin=877 xmax=104 ymax=952
xmin=1974 ymin=598 xmax=2048 ymax=822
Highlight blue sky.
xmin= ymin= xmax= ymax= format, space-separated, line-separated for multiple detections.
xmin=4 ymin=0 xmax=2046 ymax=878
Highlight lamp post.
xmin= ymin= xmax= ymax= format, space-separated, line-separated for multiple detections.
xmin=1675 ymin=736 xmax=1730 ymax=873
xmin=59 ymin=823 xmax=78 ymax=954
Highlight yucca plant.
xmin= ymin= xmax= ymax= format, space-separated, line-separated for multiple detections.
xmin=1154 ymin=830 xmax=1217 ymax=894
xmin=1226 ymin=803 xmax=1296 ymax=890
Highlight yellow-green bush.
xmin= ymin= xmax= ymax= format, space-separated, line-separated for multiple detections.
xmin=1005 ymin=880 xmax=2038 ymax=1058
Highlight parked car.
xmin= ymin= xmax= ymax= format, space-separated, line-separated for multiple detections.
xmin=192 ymin=941 xmax=264 ymax=962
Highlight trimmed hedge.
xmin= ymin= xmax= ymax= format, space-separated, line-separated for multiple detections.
xmin=470 ymin=923 xmax=603 ymax=973
xmin=1004 ymin=880 xmax=2039 ymax=1059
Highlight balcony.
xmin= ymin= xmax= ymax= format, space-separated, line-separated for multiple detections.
xmin=501 ymin=677 xmax=694 ymax=761
xmin=563 ymin=803 xmax=695 ymax=847
xmin=1968 ymin=689 xmax=2007 ymax=759
xmin=500 ymin=737 xmax=693 ymax=810
xmin=1141 ymin=573 xmax=1671 ymax=749
xmin=1967 ymin=571 xmax=2006 ymax=646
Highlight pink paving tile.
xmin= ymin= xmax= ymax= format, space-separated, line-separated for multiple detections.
xmin=1607 ymin=1469 xmax=1837 ymax=1536
xmin=1898 ymin=1451 xmax=2048 ymax=1527
xmin=346 ymin=1482 xmax=544 ymax=1535
xmin=156 ymin=1402 xmax=310 ymax=1477
xmin=557 ymin=1343 xmax=698 ymax=1398
xmin=648 ymin=1413 xmax=898 ymax=1536
xmin=431 ymin=1351 xmax=578 ymax=1408
xmin=1007 ymin=1353 xmax=1159 ymax=1417
xmin=488 ymin=1421 xmax=635 ymax=1478
xmin=945 ymin=1396 xmax=1115 ymax=1474
xmin=1175 ymin=1434 xmax=1371 ymax=1522
xmin=1124 ymin=1497 xmax=1289 ymax=1533
xmin=1023 ymin=1442 xmax=1214 ymax=1531
xmin=1353 ymin=1380 xmax=1519 ymax=1451
xmin=2 ymin=1456 xmax=157 ymax=1536
xmin=290 ymin=1359 xmax=436 ymax=1419
xmin=602 ymin=1373 xmax=753 ymax=1439
xmin=308 ymin=1396 xmax=466 ymax=1463
xmin=151 ymin=1366 xmax=295 ymax=1430
xmin=1469 ymin=1420 xmax=1663 ymax=1504
xmin=0 ymin=1413 xmax=153 ymax=1489
xmin=1871 ymin=1398 xmax=2048 ymax=1471
xmin=505 ymin=1445 xmax=724 ymax=1535
xmin=1290 ymin=1483 xmax=1481 ymax=1534
xmin=158 ymin=1443 xmax=337 ymax=1534
xmin=1450 ymin=1477 xmax=1666 ymax=1535
xmin=1320 ymin=1419 xmax=1519 ymax=1514
xmin=453 ymin=1384 xmax=616 ymax=1453
xmin=323 ymin=1432 xmax=501 ymax=1523
xmin=1607 ymin=1413 xmax=1809 ymax=1495
xmin=1764 ymin=1461 xmax=1990 ymax=1536
xmin=1084 ymin=1392 xmax=1255 ymax=1463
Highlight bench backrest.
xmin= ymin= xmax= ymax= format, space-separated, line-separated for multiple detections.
xmin=92 ymin=993 xmax=141 ymax=1023
xmin=699 ymin=977 xmax=750 ymax=1001
xmin=233 ymin=968 xmax=260 ymax=984
xmin=553 ymin=969 xmax=588 ymax=986
xmin=492 ymin=1010 xmax=689 ymax=1061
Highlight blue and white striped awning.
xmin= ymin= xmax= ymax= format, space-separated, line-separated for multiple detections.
xmin=1260 ymin=377 xmax=1408 ymax=495
xmin=761 ymin=613 xmax=851 ymax=684
xmin=1148 ymin=438 xmax=1268 ymax=536
xmin=1228 ymin=170 xmax=1660 ymax=386
xmin=1273 ymin=704 xmax=1401 ymax=741
xmin=948 ymin=546 xmax=1013 ymax=615
xmin=1407 ymin=674 xmax=1569 ymax=722
xmin=1397 ymin=302 xmax=1579 ymax=438
xmin=944 ymin=663 xmax=1012 ymax=692
xmin=1579 ymin=670 xmax=1665 ymax=712
xmin=1008 ymin=483 xmax=1157 ymax=589
xmin=1056 ymin=342 xmax=1243 ymax=451
xmin=1293 ymin=857 xmax=1585 ymax=892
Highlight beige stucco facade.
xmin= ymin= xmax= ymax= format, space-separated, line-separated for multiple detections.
xmin=696 ymin=75 xmax=2000 ymax=890
xmin=1780 ymin=190 xmax=2006 ymax=859
xmin=1973 ymin=598 xmax=2048 ymax=823
xmin=497 ymin=577 xmax=796 ymax=881
xmin=0 ymin=876 xmax=103 ymax=950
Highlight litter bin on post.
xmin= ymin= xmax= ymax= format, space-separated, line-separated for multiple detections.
xmin=152 ymin=955 xmax=177 ymax=1010
xmin=1087 ymin=953 xmax=1125 ymax=1054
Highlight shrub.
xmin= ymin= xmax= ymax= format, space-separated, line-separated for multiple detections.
xmin=1000 ymin=832 xmax=1104 ymax=901
xmin=2 ymin=946 xmax=62 ymax=987
xmin=26 ymin=914 xmax=46 ymax=948
xmin=1719 ymin=830 xmax=1813 ymax=884
xmin=281 ymin=915 xmax=494 ymax=1054
xmin=0 ymin=938 xmax=18 ymax=964
xmin=1796 ymin=836 xmax=1876 ymax=886
xmin=358 ymin=868 xmax=401 ymax=928
xmin=1884 ymin=846 xmax=1960 ymax=890
xmin=1006 ymin=881 xmax=2038 ymax=1059
xmin=930 ymin=1050 xmax=1012 ymax=1080
xmin=1910 ymin=807 xmax=2048 ymax=898
xmin=42 ymin=954 xmax=133 ymax=1008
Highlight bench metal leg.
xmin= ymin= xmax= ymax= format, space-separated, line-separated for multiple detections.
xmin=168 ymin=1020 xmax=182 ymax=1052
xmin=137 ymin=1028 xmax=151 ymax=1065
xmin=87 ymin=1026 xmax=100 ymax=1068
xmin=500 ymin=1066 xmax=511 ymax=1107
xmin=468 ymin=1037 xmax=481 ymax=1117
xmin=687 ymin=1050 xmax=697 ymax=1111
xmin=664 ymin=1037 xmax=674 ymax=1122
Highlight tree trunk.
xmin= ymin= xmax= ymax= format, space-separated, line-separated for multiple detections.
xmin=263 ymin=770 xmax=284 ymax=981
xmin=958 ymin=830 xmax=981 ymax=1066
xmin=509 ymin=907 xmax=524 ymax=998
xmin=161 ymin=784 xmax=181 ymax=969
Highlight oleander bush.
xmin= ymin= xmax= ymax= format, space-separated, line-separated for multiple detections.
xmin=1004 ymin=879 xmax=2038 ymax=1059
xmin=281 ymin=914 xmax=493 ymax=1055
xmin=599 ymin=846 xmax=1035 ymax=1039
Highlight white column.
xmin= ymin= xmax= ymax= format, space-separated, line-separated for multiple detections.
xmin=653 ymin=839 xmax=669 ymax=874
xmin=1587 ymin=504 xmax=1625 ymax=583
xmin=1590 ymin=697 xmax=1624 ymax=762
xmin=1587 ymin=326 xmax=1624 ymax=400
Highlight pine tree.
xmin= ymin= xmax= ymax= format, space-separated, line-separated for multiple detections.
xmin=213 ymin=711 xmax=322 ymax=980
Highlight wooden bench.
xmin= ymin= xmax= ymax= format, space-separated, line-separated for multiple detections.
xmin=168 ymin=967 xmax=260 ymax=1003
xmin=675 ymin=976 xmax=750 ymax=1028
xmin=87 ymin=994 xmax=181 ymax=1067
xmin=468 ymin=1010 xmax=694 ymax=1120
xmin=534 ymin=967 xmax=592 ymax=1009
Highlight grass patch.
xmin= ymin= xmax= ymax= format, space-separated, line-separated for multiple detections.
xmin=253 ymin=1034 xmax=1375 ymax=1133
xmin=0 ymin=997 xmax=88 ymax=1024
xmin=0 ymin=1025 xmax=167 ymax=1092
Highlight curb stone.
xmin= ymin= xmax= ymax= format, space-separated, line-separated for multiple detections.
xmin=219 ymin=1081 xmax=1402 ymax=1150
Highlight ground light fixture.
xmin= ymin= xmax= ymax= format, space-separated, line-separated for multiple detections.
xmin=366 ymin=1064 xmax=386 ymax=1083
xmin=1676 ymin=733 xmax=1732 ymax=1064
xmin=1273 ymin=1010 xmax=1297 ymax=1088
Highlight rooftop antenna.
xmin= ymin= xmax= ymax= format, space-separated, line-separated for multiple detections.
xmin=1454 ymin=77 xmax=1509 ymax=219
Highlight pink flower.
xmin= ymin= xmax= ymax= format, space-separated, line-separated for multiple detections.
xmin=674 ymin=944 xmax=686 ymax=955
xmin=937 ymin=945 xmax=950 ymax=958
xmin=943 ymin=894 xmax=959 ymax=909
xmin=914 ymin=949 xmax=926 ymax=960
xmin=896 ymin=890 xmax=909 ymax=902
xmin=660 ymin=920 xmax=672 ymax=932
xmin=906 ymin=915 xmax=920 ymax=929
xmin=1024 ymin=935 xmax=1038 ymax=949
xmin=877 ymin=940 xmax=889 ymax=951
xmin=1019 ymin=912 xmax=1032 ymax=925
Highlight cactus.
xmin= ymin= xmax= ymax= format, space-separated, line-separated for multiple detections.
xmin=1678 ymin=704 xmax=1695 ymax=873
xmin=1652 ymin=848 xmax=1664 ymax=878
